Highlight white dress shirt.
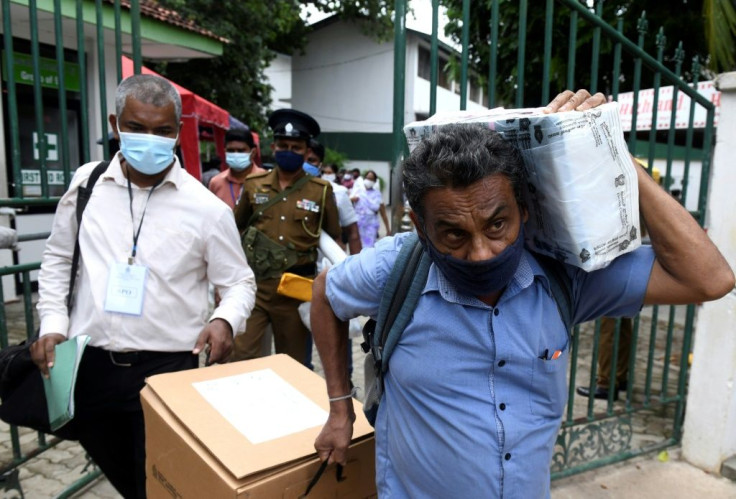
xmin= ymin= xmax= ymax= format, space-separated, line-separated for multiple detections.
xmin=37 ymin=154 xmax=256 ymax=352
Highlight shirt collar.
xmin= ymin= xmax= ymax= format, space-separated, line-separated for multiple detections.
xmin=104 ymin=152 xmax=184 ymax=189
xmin=422 ymin=249 xmax=546 ymax=307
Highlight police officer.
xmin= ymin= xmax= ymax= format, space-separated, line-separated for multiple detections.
xmin=232 ymin=109 xmax=340 ymax=364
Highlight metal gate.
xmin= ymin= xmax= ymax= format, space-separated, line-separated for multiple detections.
xmin=390 ymin=0 xmax=717 ymax=478
xmin=0 ymin=0 xmax=143 ymax=496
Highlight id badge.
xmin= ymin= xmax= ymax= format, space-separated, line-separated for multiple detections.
xmin=104 ymin=262 xmax=147 ymax=315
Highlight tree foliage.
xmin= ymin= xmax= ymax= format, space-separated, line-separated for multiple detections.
xmin=441 ymin=0 xmax=718 ymax=107
xmin=152 ymin=0 xmax=393 ymax=132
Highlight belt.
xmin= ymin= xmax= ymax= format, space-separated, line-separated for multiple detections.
xmin=86 ymin=346 xmax=191 ymax=368
xmin=286 ymin=262 xmax=317 ymax=278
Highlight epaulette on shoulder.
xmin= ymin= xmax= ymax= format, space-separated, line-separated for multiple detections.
xmin=308 ymin=176 xmax=332 ymax=187
xmin=247 ymin=170 xmax=271 ymax=180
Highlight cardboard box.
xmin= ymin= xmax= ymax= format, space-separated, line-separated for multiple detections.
xmin=142 ymin=354 xmax=376 ymax=498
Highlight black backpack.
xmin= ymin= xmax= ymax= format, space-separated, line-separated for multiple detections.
xmin=360 ymin=232 xmax=573 ymax=426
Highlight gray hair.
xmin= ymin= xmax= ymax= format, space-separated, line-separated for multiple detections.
xmin=115 ymin=74 xmax=182 ymax=121
xmin=403 ymin=124 xmax=526 ymax=221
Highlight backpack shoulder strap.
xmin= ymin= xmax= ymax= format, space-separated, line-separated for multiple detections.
xmin=373 ymin=233 xmax=431 ymax=371
xmin=67 ymin=160 xmax=109 ymax=310
xmin=533 ymin=252 xmax=574 ymax=333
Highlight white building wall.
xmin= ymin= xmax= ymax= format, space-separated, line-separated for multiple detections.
xmin=264 ymin=53 xmax=293 ymax=110
xmin=292 ymin=21 xmax=395 ymax=133
xmin=682 ymin=71 xmax=736 ymax=473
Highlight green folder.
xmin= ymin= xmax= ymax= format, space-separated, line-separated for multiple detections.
xmin=43 ymin=335 xmax=91 ymax=431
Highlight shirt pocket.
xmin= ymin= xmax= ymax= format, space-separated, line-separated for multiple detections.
xmin=293 ymin=209 xmax=320 ymax=239
xmin=145 ymin=225 xmax=199 ymax=280
xmin=528 ymin=336 xmax=570 ymax=418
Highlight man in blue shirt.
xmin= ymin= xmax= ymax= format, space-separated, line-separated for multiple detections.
xmin=309 ymin=90 xmax=734 ymax=497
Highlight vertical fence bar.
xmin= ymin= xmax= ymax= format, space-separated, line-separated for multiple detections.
xmin=586 ymin=319 xmax=602 ymax=419
xmin=115 ymin=0 xmax=123 ymax=84
xmin=54 ymin=0 xmax=70 ymax=189
xmin=672 ymin=304 xmax=696 ymax=440
xmin=429 ymin=0 xmax=439 ymax=116
xmin=566 ymin=326 xmax=580 ymax=423
xmin=665 ymin=43 xmax=685 ymax=193
xmin=611 ymin=18 xmax=623 ymax=100
xmin=644 ymin=305 xmax=659 ymax=406
xmin=95 ymin=0 xmax=109 ymax=160
xmin=2 ymin=0 xmax=22 ymax=197
xmin=606 ymin=318 xmax=622 ymax=415
xmin=589 ymin=0 xmax=602 ymax=94
xmin=625 ymin=315 xmax=641 ymax=412
xmin=627 ymin=11 xmax=648 ymax=154
xmin=566 ymin=10 xmax=577 ymax=90
xmin=515 ymin=0 xmax=527 ymax=108
xmin=77 ymin=0 xmax=91 ymax=164
xmin=681 ymin=56 xmax=700 ymax=208
xmin=131 ymin=0 xmax=142 ymax=73
xmin=541 ymin=0 xmax=554 ymax=103
xmin=29 ymin=0 xmax=49 ymax=198
xmin=459 ymin=0 xmax=469 ymax=110
xmin=698 ymin=109 xmax=715 ymax=225
xmin=391 ymin=0 xmax=407 ymax=174
xmin=646 ymin=28 xmax=666 ymax=173
xmin=660 ymin=305 xmax=677 ymax=399
xmin=488 ymin=0 xmax=499 ymax=108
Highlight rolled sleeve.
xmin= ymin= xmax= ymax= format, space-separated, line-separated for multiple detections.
xmin=206 ymin=210 xmax=257 ymax=334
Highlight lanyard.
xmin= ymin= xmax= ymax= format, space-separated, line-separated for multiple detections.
xmin=229 ymin=181 xmax=240 ymax=206
xmin=126 ymin=174 xmax=164 ymax=264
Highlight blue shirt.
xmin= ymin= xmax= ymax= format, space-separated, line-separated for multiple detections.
xmin=326 ymin=233 xmax=655 ymax=498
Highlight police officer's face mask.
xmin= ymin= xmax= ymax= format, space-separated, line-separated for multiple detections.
xmin=421 ymin=223 xmax=526 ymax=297
xmin=275 ymin=150 xmax=305 ymax=172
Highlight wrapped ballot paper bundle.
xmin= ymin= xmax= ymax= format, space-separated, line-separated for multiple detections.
xmin=404 ymin=102 xmax=640 ymax=271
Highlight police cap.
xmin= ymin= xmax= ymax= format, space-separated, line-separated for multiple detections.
xmin=268 ymin=109 xmax=320 ymax=141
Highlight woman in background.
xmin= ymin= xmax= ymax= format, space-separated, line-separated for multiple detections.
xmin=352 ymin=170 xmax=390 ymax=248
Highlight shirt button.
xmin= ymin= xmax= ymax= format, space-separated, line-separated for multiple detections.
xmin=498 ymin=360 xmax=506 ymax=367
xmin=499 ymin=403 xmax=506 ymax=411
xmin=505 ymin=453 xmax=511 ymax=461
xmin=305 ymin=216 xmax=309 ymax=221
xmin=281 ymin=216 xmax=286 ymax=221
xmin=494 ymin=308 xmax=500 ymax=316
xmin=279 ymin=236 xmax=284 ymax=241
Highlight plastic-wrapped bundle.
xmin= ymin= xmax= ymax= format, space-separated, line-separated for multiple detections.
xmin=404 ymin=102 xmax=639 ymax=271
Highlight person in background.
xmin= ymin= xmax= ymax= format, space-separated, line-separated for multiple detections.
xmin=352 ymin=170 xmax=390 ymax=248
xmin=32 ymin=74 xmax=256 ymax=498
xmin=306 ymin=141 xmax=361 ymax=256
xmin=340 ymin=168 xmax=354 ymax=191
xmin=577 ymin=317 xmax=633 ymax=400
xmin=349 ymin=167 xmax=364 ymax=197
xmin=209 ymin=128 xmax=265 ymax=209
xmin=232 ymin=109 xmax=340 ymax=364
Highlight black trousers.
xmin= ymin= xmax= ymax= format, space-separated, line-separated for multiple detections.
xmin=65 ymin=346 xmax=198 ymax=499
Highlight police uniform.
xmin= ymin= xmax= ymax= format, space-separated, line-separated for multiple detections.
xmin=232 ymin=110 xmax=340 ymax=363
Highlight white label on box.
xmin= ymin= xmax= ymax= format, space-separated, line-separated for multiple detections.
xmin=192 ymin=368 xmax=328 ymax=444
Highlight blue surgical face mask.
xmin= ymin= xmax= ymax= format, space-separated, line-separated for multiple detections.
xmin=119 ymin=131 xmax=177 ymax=175
xmin=303 ymin=162 xmax=320 ymax=176
xmin=421 ymin=223 xmax=525 ymax=297
xmin=226 ymin=152 xmax=252 ymax=171
xmin=275 ymin=150 xmax=306 ymax=172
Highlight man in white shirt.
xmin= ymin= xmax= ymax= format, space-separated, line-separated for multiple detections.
xmin=32 ymin=74 xmax=256 ymax=498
